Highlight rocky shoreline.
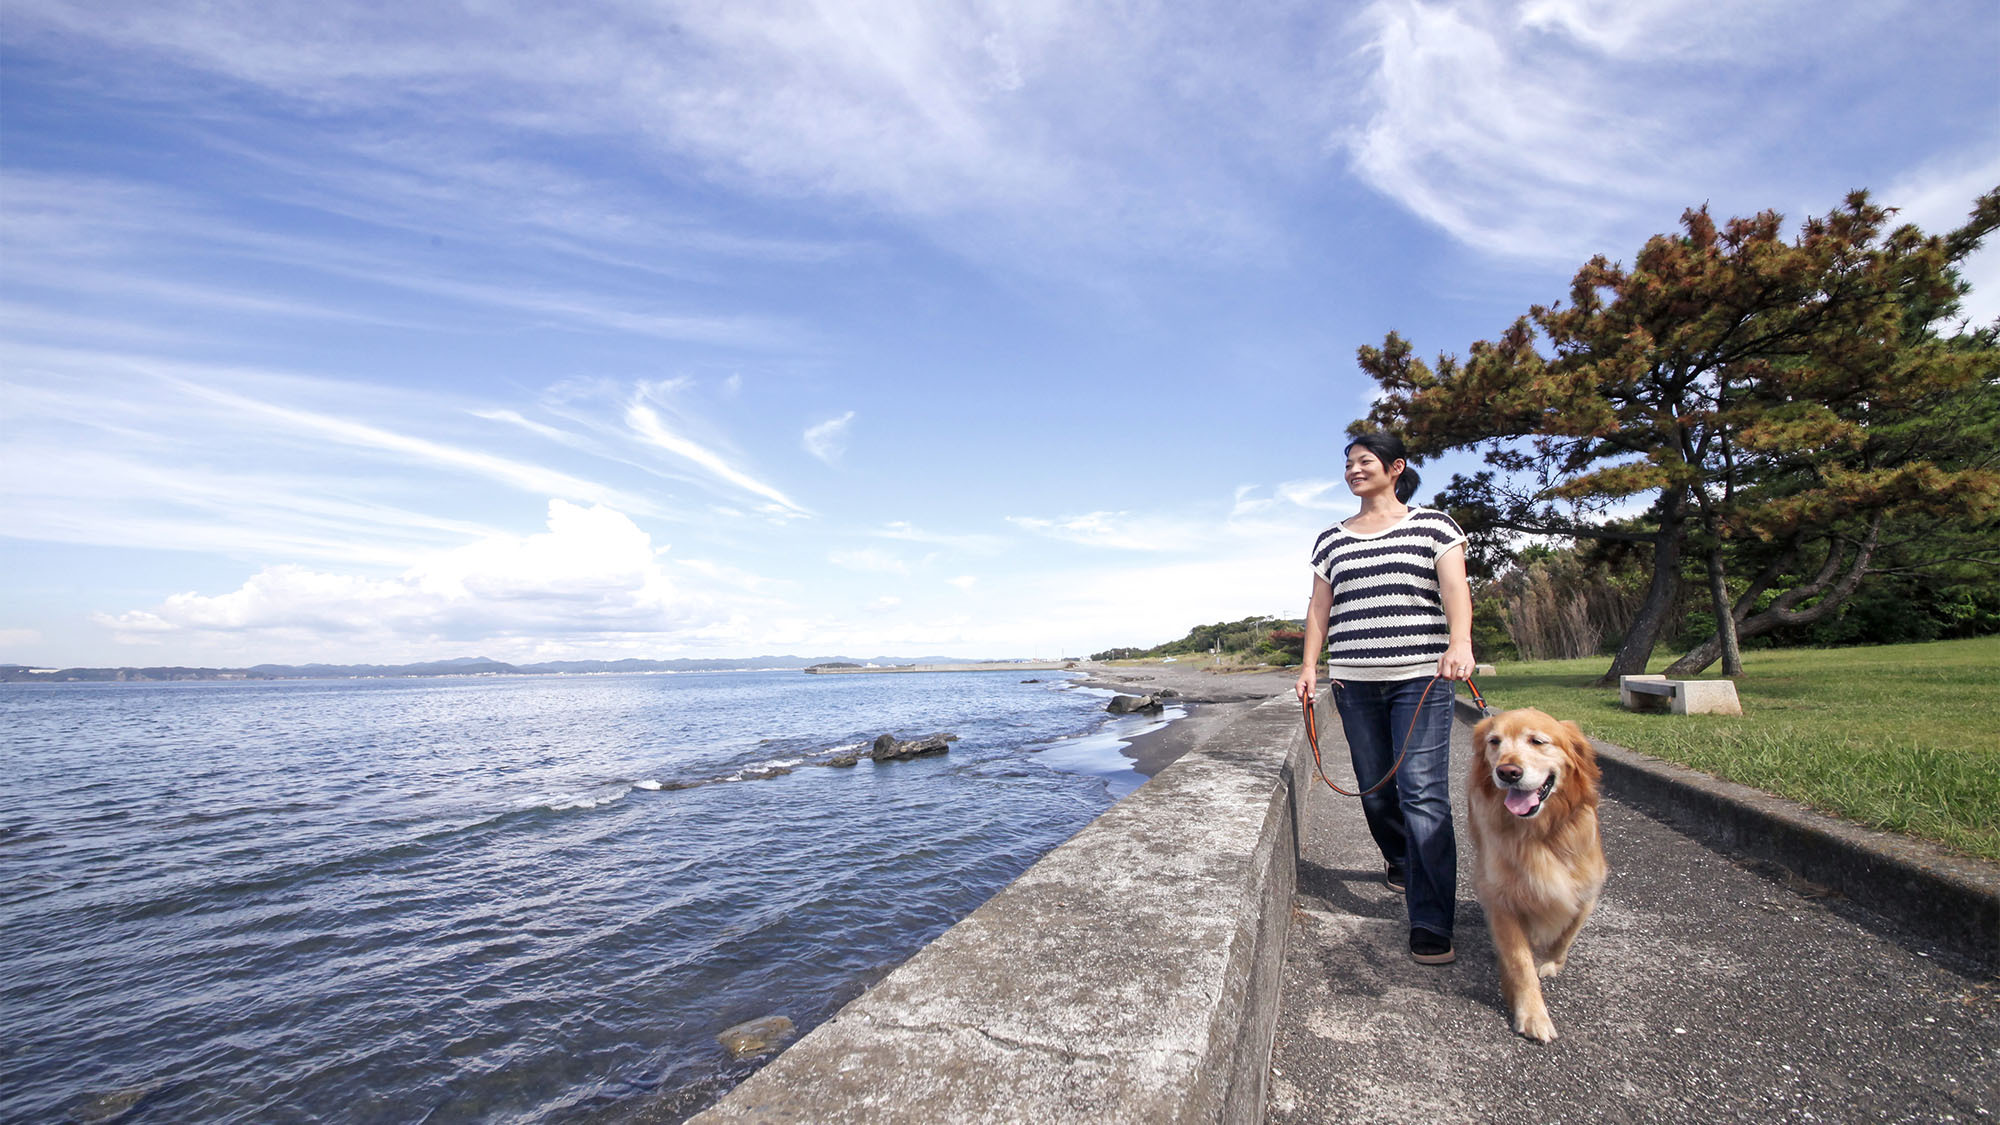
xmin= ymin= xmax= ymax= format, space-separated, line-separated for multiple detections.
xmin=1068 ymin=661 xmax=1298 ymax=777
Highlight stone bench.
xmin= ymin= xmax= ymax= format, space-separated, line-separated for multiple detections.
xmin=1619 ymin=675 xmax=1742 ymax=716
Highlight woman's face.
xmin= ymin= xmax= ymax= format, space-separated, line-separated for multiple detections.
xmin=1344 ymin=447 xmax=1403 ymax=497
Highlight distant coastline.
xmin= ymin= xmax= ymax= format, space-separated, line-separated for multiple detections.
xmin=0 ymin=654 xmax=1048 ymax=684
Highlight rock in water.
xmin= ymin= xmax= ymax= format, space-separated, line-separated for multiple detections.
xmin=1105 ymin=694 xmax=1163 ymax=715
xmin=70 ymin=1085 xmax=156 ymax=1124
xmin=869 ymin=732 xmax=957 ymax=761
xmin=719 ymin=1014 xmax=796 ymax=1060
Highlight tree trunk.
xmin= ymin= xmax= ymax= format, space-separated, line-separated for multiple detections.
xmin=1706 ymin=542 xmax=1743 ymax=675
xmin=1595 ymin=491 xmax=1685 ymax=686
xmin=1664 ymin=515 xmax=1884 ymax=676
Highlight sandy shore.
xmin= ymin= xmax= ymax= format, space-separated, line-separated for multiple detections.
xmin=1068 ymin=660 xmax=1298 ymax=777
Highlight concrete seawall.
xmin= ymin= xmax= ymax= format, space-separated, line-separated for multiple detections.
xmin=690 ymin=692 xmax=1311 ymax=1123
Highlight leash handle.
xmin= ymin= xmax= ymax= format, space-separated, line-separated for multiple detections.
xmin=1302 ymin=675 xmax=1483 ymax=798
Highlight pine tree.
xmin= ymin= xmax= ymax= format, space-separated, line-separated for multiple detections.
xmin=1357 ymin=188 xmax=2000 ymax=683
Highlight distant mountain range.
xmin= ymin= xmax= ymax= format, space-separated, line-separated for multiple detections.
xmin=0 ymin=655 xmax=1001 ymax=683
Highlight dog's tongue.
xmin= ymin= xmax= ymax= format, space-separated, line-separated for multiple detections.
xmin=1504 ymin=787 xmax=1541 ymax=816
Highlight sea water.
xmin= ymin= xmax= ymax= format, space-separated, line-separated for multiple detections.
xmin=1 ymin=670 xmax=1181 ymax=1123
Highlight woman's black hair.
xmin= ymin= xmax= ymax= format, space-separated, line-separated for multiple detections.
xmin=1344 ymin=431 xmax=1422 ymax=504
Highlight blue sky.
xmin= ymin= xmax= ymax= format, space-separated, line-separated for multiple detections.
xmin=3 ymin=0 xmax=1996 ymax=667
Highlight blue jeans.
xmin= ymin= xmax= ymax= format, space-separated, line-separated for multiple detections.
xmin=1332 ymin=676 xmax=1457 ymax=940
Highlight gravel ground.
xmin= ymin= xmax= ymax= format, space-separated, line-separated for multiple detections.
xmin=1269 ymin=713 xmax=2000 ymax=1124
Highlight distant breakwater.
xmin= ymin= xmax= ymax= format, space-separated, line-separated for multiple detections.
xmin=803 ymin=661 xmax=1076 ymax=675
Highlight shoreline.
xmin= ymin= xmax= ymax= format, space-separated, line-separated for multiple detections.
xmin=1066 ymin=661 xmax=1297 ymax=777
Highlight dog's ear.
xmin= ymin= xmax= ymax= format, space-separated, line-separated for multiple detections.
xmin=1559 ymin=720 xmax=1601 ymax=780
xmin=1472 ymin=715 xmax=1495 ymax=759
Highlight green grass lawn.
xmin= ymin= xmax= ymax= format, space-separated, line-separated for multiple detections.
xmin=1471 ymin=636 xmax=2000 ymax=863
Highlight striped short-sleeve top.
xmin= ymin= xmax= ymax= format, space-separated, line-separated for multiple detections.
xmin=1308 ymin=507 xmax=1468 ymax=681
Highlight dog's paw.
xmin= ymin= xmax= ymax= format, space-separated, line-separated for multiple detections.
xmin=1537 ymin=959 xmax=1565 ymax=980
xmin=1513 ymin=1010 xmax=1558 ymax=1043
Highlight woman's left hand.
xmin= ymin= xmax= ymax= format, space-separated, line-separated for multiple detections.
xmin=1437 ymin=640 xmax=1475 ymax=682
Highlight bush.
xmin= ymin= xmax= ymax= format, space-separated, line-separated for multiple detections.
xmin=1495 ymin=545 xmax=1656 ymax=661
xmin=1263 ymin=629 xmax=1306 ymax=665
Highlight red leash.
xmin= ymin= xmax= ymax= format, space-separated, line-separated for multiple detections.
xmin=1302 ymin=676 xmax=1486 ymax=797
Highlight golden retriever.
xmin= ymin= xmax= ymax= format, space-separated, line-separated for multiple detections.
xmin=1467 ymin=708 xmax=1607 ymax=1043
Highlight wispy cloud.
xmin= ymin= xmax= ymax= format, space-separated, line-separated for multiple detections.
xmin=1336 ymin=0 xmax=1962 ymax=262
xmin=1007 ymin=511 xmax=1211 ymax=552
xmin=164 ymin=374 xmax=657 ymax=513
xmin=803 ymin=410 xmax=856 ymax=465
xmin=875 ymin=521 xmax=1007 ymax=554
xmin=625 ymin=402 xmax=808 ymax=515
xmin=2 ymin=166 xmax=805 ymax=353
xmin=1233 ymin=479 xmax=1351 ymax=517
xmin=827 ymin=548 xmax=910 ymax=576
xmin=1344 ymin=0 xmax=1715 ymax=260
xmin=0 ymin=347 xmax=679 ymax=571
xmin=0 ymin=445 xmax=500 ymax=566
xmin=3 ymin=1 xmax=1319 ymax=267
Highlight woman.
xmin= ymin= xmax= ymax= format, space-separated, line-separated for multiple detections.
xmin=1294 ymin=430 xmax=1474 ymax=965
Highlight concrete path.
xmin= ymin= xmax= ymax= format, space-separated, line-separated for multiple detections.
xmin=1269 ymin=716 xmax=1999 ymax=1123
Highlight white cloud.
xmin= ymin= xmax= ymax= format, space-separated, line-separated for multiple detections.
xmin=947 ymin=575 xmax=978 ymax=590
xmin=828 ymin=548 xmax=911 ymax=576
xmin=1883 ymin=148 xmax=2000 ymax=328
xmin=0 ymin=628 xmax=45 ymax=652
xmin=91 ymin=501 xmax=746 ymax=648
xmin=803 ymin=410 xmax=856 ymax=464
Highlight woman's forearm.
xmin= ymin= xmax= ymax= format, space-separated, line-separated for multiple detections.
xmin=1435 ymin=545 xmax=1475 ymax=679
xmin=1302 ymin=579 xmax=1333 ymax=673
xmin=1443 ymin=581 xmax=1472 ymax=644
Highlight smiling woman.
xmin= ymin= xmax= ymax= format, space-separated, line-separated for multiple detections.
xmin=1295 ymin=430 xmax=1474 ymax=966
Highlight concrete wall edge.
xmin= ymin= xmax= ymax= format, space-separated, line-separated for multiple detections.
xmin=689 ymin=693 xmax=1312 ymax=1122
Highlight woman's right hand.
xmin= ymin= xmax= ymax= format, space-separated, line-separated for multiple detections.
xmin=1295 ymin=668 xmax=1316 ymax=703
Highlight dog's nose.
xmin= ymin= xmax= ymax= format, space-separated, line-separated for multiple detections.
xmin=1496 ymin=763 xmax=1523 ymax=785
